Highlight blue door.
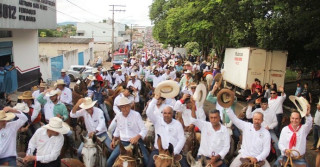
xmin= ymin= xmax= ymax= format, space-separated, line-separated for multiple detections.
xmin=51 ymin=55 xmax=63 ymax=81
xmin=78 ymin=52 xmax=84 ymax=65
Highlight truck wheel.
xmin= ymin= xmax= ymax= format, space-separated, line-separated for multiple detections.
xmin=68 ymin=74 xmax=75 ymax=82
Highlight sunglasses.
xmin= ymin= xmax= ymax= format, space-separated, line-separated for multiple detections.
xmin=270 ymin=93 xmax=276 ymax=94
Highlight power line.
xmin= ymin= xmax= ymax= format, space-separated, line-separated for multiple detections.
xmin=65 ymin=0 xmax=106 ymax=19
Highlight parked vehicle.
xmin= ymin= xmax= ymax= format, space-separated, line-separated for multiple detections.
xmin=112 ymin=52 xmax=128 ymax=70
xmin=221 ymin=47 xmax=288 ymax=96
xmin=66 ymin=65 xmax=93 ymax=81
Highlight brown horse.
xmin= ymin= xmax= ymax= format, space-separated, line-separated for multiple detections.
xmin=182 ymin=131 xmax=199 ymax=157
xmin=113 ymin=142 xmax=142 ymax=167
xmin=187 ymin=151 xmax=223 ymax=167
xmin=154 ymin=134 xmax=183 ymax=167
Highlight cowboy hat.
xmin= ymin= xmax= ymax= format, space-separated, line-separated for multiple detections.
xmin=217 ymin=89 xmax=235 ymax=108
xmin=184 ymin=61 xmax=192 ymax=66
xmin=13 ymin=103 xmax=29 ymax=113
xmin=0 ymin=110 xmax=15 ymax=121
xmin=289 ymin=95 xmax=309 ymax=117
xmin=46 ymin=89 xmax=61 ymax=97
xmin=31 ymin=86 xmax=39 ymax=91
xmin=193 ymin=83 xmax=207 ymax=106
xmin=117 ymin=69 xmax=122 ymax=72
xmin=43 ymin=117 xmax=70 ymax=134
xmin=87 ymin=75 xmax=96 ymax=81
xmin=76 ymin=80 xmax=81 ymax=85
xmin=184 ymin=70 xmax=192 ymax=74
xmin=155 ymin=80 xmax=180 ymax=98
xmin=101 ymin=68 xmax=107 ymax=72
xmin=92 ymin=68 xmax=99 ymax=74
xmin=188 ymin=82 xmax=197 ymax=89
xmin=18 ymin=91 xmax=34 ymax=100
xmin=206 ymin=62 xmax=211 ymax=66
xmin=56 ymin=79 xmax=66 ymax=85
xmin=213 ymin=63 xmax=218 ymax=69
xmin=214 ymin=73 xmax=223 ymax=87
xmin=130 ymin=73 xmax=137 ymax=77
xmin=79 ymin=97 xmax=97 ymax=109
xmin=118 ymin=97 xmax=132 ymax=106
xmin=39 ymin=83 xmax=47 ymax=88
xmin=168 ymin=59 xmax=175 ymax=67
xmin=61 ymin=69 xmax=67 ymax=73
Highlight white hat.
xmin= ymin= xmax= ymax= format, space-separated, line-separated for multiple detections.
xmin=0 ymin=110 xmax=15 ymax=121
xmin=43 ymin=117 xmax=70 ymax=134
xmin=61 ymin=69 xmax=67 ymax=73
xmin=79 ymin=97 xmax=97 ymax=110
xmin=185 ymin=61 xmax=192 ymax=66
xmin=184 ymin=70 xmax=192 ymax=74
xmin=13 ymin=103 xmax=29 ymax=113
xmin=101 ymin=68 xmax=107 ymax=72
xmin=56 ymin=79 xmax=66 ymax=85
xmin=193 ymin=83 xmax=207 ymax=106
xmin=87 ymin=75 xmax=96 ymax=81
xmin=117 ymin=97 xmax=132 ymax=106
xmin=289 ymin=95 xmax=309 ymax=117
xmin=117 ymin=69 xmax=122 ymax=72
xmin=76 ymin=80 xmax=81 ymax=85
xmin=46 ymin=89 xmax=61 ymax=97
xmin=213 ymin=63 xmax=218 ymax=69
xmin=206 ymin=62 xmax=211 ymax=66
xmin=130 ymin=73 xmax=137 ymax=77
xmin=92 ymin=68 xmax=99 ymax=74
xmin=168 ymin=59 xmax=175 ymax=67
xmin=155 ymin=80 xmax=180 ymax=98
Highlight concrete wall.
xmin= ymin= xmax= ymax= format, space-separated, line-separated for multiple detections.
xmin=39 ymin=42 xmax=92 ymax=58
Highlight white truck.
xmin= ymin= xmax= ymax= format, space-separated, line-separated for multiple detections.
xmin=221 ymin=47 xmax=288 ymax=96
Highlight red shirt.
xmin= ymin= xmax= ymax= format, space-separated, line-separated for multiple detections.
xmin=95 ymin=74 xmax=104 ymax=87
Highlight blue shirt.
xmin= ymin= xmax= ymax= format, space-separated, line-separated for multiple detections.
xmin=295 ymin=86 xmax=302 ymax=96
xmin=60 ymin=75 xmax=70 ymax=88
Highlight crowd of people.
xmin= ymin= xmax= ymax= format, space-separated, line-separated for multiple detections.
xmin=0 ymin=50 xmax=319 ymax=167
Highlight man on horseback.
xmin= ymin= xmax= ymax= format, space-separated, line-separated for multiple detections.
xmin=0 ymin=107 xmax=28 ymax=166
xmin=190 ymin=109 xmax=230 ymax=167
xmin=112 ymin=69 xmax=125 ymax=89
xmin=56 ymin=79 xmax=73 ymax=108
xmin=146 ymin=93 xmax=187 ymax=167
xmin=107 ymin=97 xmax=149 ymax=167
xmin=226 ymin=109 xmax=271 ymax=167
xmin=23 ymin=117 xmax=70 ymax=167
xmin=127 ymin=73 xmax=142 ymax=113
xmin=274 ymin=106 xmax=312 ymax=166
xmin=71 ymin=97 xmax=112 ymax=158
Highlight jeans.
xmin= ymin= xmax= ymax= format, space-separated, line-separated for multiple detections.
xmin=99 ymin=103 xmax=110 ymax=122
xmin=66 ymin=130 xmax=75 ymax=148
xmin=275 ymin=114 xmax=283 ymax=137
xmin=107 ymin=139 xmax=149 ymax=167
xmin=77 ymin=132 xmax=112 ymax=158
xmin=147 ymin=149 xmax=189 ymax=167
xmin=35 ymin=156 xmax=61 ymax=167
xmin=274 ymin=155 xmax=309 ymax=167
xmin=313 ymin=125 xmax=320 ymax=148
xmin=269 ymin=129 xmax=280 ymax=157
xmin=196 ymin=156 xmax=227 ymax=167
xmin=0 ymin=156 xmax=16 ymax=166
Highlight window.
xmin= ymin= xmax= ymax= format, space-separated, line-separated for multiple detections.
xmin=0 ymin=31 xmax=12 ymax=38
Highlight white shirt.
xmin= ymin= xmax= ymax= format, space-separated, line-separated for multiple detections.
xmin=146 ymin=102 xmax=186 ymax=155
xmin=58 ymin=87 xmax=72 ymax=105
xmin=193 ymin=64 xmax=200 ymax=71
xmin=112 ymin=73 xmax=125 ymax=86
xmin=165 ymin=98 xmax=176 ymax=108
xmin=147 ymin=98 xmax=168 ymax=118
xmin=314 ymin=110 xmax=320 ymax=126
xmin=101 ymin=74 xmax=113 ymax=85
xmin=32 ymin=90 xmax=42 ymax=105
xmin=246 ymin=106 xmax=278 ymax=130
xmin=278 ymin=115 xmax=312 ymax=156
xmin=268 ymin=94 xmax=286 ymax=114
xmin=149 ymin=75 xmax=165 ymax=88
xmin=114 ymin=110 xmax=147 ymax=141
xmin=127 ymin=79 xmax=142 ymax=103
xmin=113 ymin=94 xmax=134 ymax=115
xmin=226 ymin=108 xmax=271 ymax=161
xmin=191 ymin=118 xmax=230 ymax=158
xmin=173 ymin=100 xmax=192 ymax=126
xmin=70 ymin=107 xmax=107 ymax=135
xmin=27 ymin=127 xmax=64 ymax=163
xmin=30 ymin=103 xmax=41 ymax=122
xmin=121 ymin=66 xmax=130 ymax=75
xmin=42 ymin=96 xmax=55 ymax=121
xmin=0 ymin=111 xmax=27 ymax=158
xmin=195 ymin=102 xmax=206 ymax=121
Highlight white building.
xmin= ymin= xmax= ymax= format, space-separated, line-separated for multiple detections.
xmin=0 ymin=0 xmax=56 ymax=91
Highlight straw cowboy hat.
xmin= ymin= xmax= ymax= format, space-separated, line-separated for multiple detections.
xmin=193 ymin=83 xmax=207 ymax=106
xmin=61 ymin=69 xmax=67 ymax=73
xmin=79 ymin=97 xmax=97 ymax=110
xmin=185 ymin=61 xmax=192 ymax=66
xmin=217 ymin=89 xmax=235 ymax=108
xmin=206 ymin=62 xmax=211 ymax=66
xmin=0 ymin=110 xmax=15 ymax=121
xmin=101 ymin=68 xmax=107 ymax=72
xmin=289 ymin=95 xmax=309 ymax=117
xmin=117 ymin=97 xmax=132 ymax=106
xmin=214 ymin=73 xmax=223 ymax=87
xmin=184 ymin=70 xmax=192 ymax=74
xmin=92 ymin=68 xmax=99 ymax=74
xmin=31 ymin=86 xmax=39 ymax=91
xmin=39 ymin=83 xmax=47 ymax=88
xmin=168 ymin=59 xmax=175 ymax=67
xmin=87 ymin=75 xmax=96 ymax=81
xmin=18 ymin=91 xmax=34 ymax=100
xmin=13 ymin=103 xmax=29 ymax=113
xmin=56 ymin=79 xmax=66 ymax=85
xmin=117 ymin=69 xmax=122 ymax=72
xmin=43 ymin=117 xmax=70 ymax=134
xmin=46 ymin=89 xmax=61 ymax=97
xmin=155 ymin=80 xmax=180 ymax=98
xmin=130 ymin=73 xmax=137 ymax=77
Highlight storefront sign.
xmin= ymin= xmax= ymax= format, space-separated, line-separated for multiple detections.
xmin=0 ymin=0 xmax=56 ymax=29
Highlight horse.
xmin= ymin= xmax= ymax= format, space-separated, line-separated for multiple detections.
xmin=186 ymin=151 xmax=223 ymax=167
xmin=113 ymin=142 xmax=143 ymax=167
xmin=153 ymin=134 xmax=183 ymax=167
xmin=205 ymin=74 xmax=213 ymax=91
xmin=80 ymin=135 xmax=106 ymax=167
xmin=144 ymin=119 xmax=155 ymax=152
xmin=182 ymin=131 xmax=199 ymax=158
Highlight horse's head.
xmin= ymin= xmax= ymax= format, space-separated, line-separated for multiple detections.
xmin=153 ymin=134 xmax=182 ymax=167
xmin=113 ymin=142 xmax=137 ymax=167
xmin=187 ymin=151 xmax=203 ymax=167
xmin=81 ymin=135 xmax=97 ymax=167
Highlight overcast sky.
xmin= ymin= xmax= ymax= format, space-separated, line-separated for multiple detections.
xmin=56 ymin=0 xmax=153 ymax=26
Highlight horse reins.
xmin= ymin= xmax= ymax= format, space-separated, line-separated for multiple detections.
xmin=282 ymin=149 xmax=301 ymax=167
xmin=118 ymin=155 xmax=137 ymax=166
xmin=157 ymin=154 xmax=175 ymax=167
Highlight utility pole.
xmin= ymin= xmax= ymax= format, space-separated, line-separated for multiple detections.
xmin=109 ymin=5 xmax=125 ymax=53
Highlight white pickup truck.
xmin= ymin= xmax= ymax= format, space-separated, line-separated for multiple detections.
xmin=221 ymin=47 xmax=288 ymax=96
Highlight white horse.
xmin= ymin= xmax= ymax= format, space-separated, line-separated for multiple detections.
xmin=206 ymin=74 xmax=213 ymax=91
xmin=81 ymin=135 xmax=106 ymax=167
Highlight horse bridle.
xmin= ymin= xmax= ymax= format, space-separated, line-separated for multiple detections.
xmin=118 ymin=155 xmax=137 ymax=166
xmin=156 ymin=154 xmax=179 ymax=167
xmin=282 ymin=149 xmax=301 ymax=167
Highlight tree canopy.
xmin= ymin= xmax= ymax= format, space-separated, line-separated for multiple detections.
xmin=149 ymin=0 xmax=320 ymax=67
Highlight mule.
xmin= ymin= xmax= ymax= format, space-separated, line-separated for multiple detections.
xmin=144 ymin=120 xmax=155 ymax=152
xmin=187 ymin=151 xmax=223 ymax=167
xmin=80 ymin=135 xmax=106 ymax=167
xmin=113 ymin=142 xmax=143 ymax=167
xmin=182 ymin=131 xmax=199 ymax=157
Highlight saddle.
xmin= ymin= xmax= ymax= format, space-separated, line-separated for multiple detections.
xmin=240 ymin=158 xmax=265 ymax=167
